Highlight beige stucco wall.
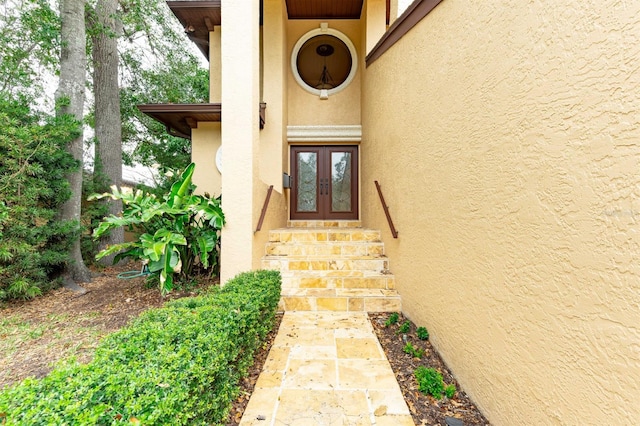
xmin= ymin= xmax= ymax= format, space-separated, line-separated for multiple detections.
xmin=209 ymin=26 xmax=221 ymax=102
xmin=361 ymin=0 xmax=640 ymax=424
xmin=252 ymin=0 xmax=290 ymax=267
xmin=363 ymin=0 xmax=386 ymax=55
xmin=191 ymin=122 xmax=221 ymax=197
xmin=219 ymin=0 xmax=261 ymax=283
xmin=287 ymin=20 xmax=362 ymax=126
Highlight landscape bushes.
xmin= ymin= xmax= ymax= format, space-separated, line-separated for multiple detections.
xmin=0 ymin=269 xmax=282 ymax=425
xmin=0 ymin=97 xmax=80 ymax=301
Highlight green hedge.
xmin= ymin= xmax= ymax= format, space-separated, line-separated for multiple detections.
xmin=0 ymin=270 xmax=281 ymax=425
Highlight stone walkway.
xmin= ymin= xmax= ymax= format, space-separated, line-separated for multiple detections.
xmin=239 ymin=311 xmax=415 ymax=426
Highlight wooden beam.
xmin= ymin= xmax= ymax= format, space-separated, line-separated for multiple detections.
xmin=204 ymin=17 xmax=215 ymax=32
xmin=185 ymin=117 xmax=198 ymax=128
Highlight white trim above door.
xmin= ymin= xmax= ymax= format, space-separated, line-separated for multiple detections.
xmin=287 ymin=125 xmax=362 ymax=142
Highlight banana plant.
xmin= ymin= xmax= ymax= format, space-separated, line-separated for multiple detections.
xmin=90 ymin=163 xmax=225 ymax=294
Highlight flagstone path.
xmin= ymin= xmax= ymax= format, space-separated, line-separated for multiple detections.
xmin=239 ymin=311 xmax=415 ymax=426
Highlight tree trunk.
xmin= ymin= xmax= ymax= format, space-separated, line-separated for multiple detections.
xmin=90 ymin=0 xmax=124 ymax=265
xmin=56 ymin=0 xmax=92 ymax=284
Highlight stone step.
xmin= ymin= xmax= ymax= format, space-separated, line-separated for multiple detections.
xmin=287 ymin=220 xmax=362 ymax=228
xmin=265 ymin=241 xmax=385 ymax=257
xmin=278 ymin=288 xmax=402 ymax=312
xmin=269 ymin=228 xmax=381 ymax=243
xmin=262 ymin=256 xmax=389 ymax=272
xmin=279 ymin=270 xmax=395 ymax=290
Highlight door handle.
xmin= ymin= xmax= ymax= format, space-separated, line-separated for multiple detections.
xmin=319 ymin=178 xmax=328 ymax=195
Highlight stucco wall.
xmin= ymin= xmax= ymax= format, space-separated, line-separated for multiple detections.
xmin=361 ymin=0 xmax=640 ymax=424
xmin=253 ymin=0 xmax=290 ymax=268
xmin=191 ymin=122 xmax=221 ymax=197
xmin=287 ymin=20 xmax=362 ymax=126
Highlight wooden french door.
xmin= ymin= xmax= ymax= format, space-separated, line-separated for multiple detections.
xmin=290 ymin=146 xmax=358 ymax=220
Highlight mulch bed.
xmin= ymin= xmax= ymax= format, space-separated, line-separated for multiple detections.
xmin=369 ymin=312 xmax=490 ymax=426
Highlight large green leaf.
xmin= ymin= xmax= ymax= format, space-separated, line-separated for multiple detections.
xmin=167 ymin=163 xmax=195 ymax=208
xmin=95 ymin=242 xmax=138 ymax=261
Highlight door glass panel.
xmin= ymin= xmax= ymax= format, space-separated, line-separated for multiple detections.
xmin=297 ymin=152 xmax=318 ymax=212
xmin=331 ymin=151 xmax=351 ymax=212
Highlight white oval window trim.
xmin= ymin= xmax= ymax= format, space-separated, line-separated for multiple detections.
xmin=215 ymin=146 xmax=222 ymax=174
xmin=290 ymin=25 xmax=358 ymax=98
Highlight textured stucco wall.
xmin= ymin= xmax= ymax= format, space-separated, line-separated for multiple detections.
xmin=253 ymin=0 xmax=290 ymax=268
xmin=287 ymin=20 xmax=362 ymax=126
xmin=361 ymin=0 xmax=640 ymax=424
xmin=191 ymin=122 xmax=221 ymax=197
xmin=220 ymin=0 xmax=261 ymax=283
xmin=364 ymin=0 xmax=386 ymax=55
xmin=209 ymin=26 xmax=221 ymax=102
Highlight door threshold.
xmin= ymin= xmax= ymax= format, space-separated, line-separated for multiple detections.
xmin=287 ymin=220 xmax=362 ymax=228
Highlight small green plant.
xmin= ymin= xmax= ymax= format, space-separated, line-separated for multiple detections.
xmin=398 ymin=320 xmax=411 ymax=333
xmin=416 ymin=326 xmax=429 ymax=340
xmin=384 ymin=312 xmax=399 ymax=327
xmin=403 ymin=342 xmax=424 ymax=359
xmin=445 ymin=384 xmax=457 ymax=399
xmin=415 ymin=366 xmax=445 ymax=399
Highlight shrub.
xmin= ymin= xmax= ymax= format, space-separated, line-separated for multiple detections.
xmin=0 ymin=96 xmax=79 ymax=301
xmin=384 ymin=312 xmax=399 ymax=327
xmin=445 ymin=384 xmax=457 ymax=399
xmin=398 ymin=320 xmax=411 ymax=333
xmin=415 ymin=366 xmax=445 ymax=399
xmin=416 ymin=326 xmax=429 ymax=340
xmin=0 ymin=270 xmax=282 ymax=425
xmin=403 ymin=342 xmax=425 ymax=359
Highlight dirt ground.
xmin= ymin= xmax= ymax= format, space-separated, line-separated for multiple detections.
xmin=1 ymin=266 xmax=489 ymax=425
xmin=0 ymin=264 xmax=207 ymax=389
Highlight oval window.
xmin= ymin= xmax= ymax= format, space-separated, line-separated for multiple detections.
xmin=291 ymin=28 xmax=357 ymax=97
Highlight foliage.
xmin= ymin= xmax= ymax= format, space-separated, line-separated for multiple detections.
xmin=0 ymin=0 xmax=60 ymax=99
xmin=404 ymin=342 xmax=424 ymax=359
xmin=415 ymin=367 xmax=446 ymax=399
xmin=417 ymin=326 xmax=430 ymax=340
xmin=80 ymin=169 xmax=111 ymax=265
xmin=0 ymin=96 xmax=80 ymax=300
xmin=117 ymin=1 xmax=209 ymax=178
xmin=415 ymin=366 xmax=456 ymax=400
xmin=403 ymin=342 xmax=425 ymax=359
xmin=384 ymin=312 xmax=400 ymax=327
xmin=91 ymin=163 xmax=225 ymax=293
xmin=0 ymin=270 xmax=282 ymax=425
xmin=445 ymin=384 xmax=457 ymax=399
xmin=120 ymin=54 xmax=208 ymax=179
xmin=398 ymin=320 xmax=411 ymax=334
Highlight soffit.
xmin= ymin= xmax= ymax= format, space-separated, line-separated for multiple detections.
xmin=166 ymin=1 xmax=221 ymax=60
xmin=285 ymin=0 xmax=364 ymax=19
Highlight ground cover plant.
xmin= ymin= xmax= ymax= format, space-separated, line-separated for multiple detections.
xmin=0 ymin=270 xmax=281 ymax=425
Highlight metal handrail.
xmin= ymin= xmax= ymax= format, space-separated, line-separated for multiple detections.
xmin=374 ymin=181 xmax=398 ymax=238
xmin=255 ymin=185 xmax=274 ymax=233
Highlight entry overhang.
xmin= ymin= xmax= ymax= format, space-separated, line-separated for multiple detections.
xmin=138 ymin=103 xmax=266 ymax=140
xmin=285 ymin=0 xmax=364 ymax=19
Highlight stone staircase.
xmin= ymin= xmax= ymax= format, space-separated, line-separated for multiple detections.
xmin=261 ymin=221 xmax=401 ymax=312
